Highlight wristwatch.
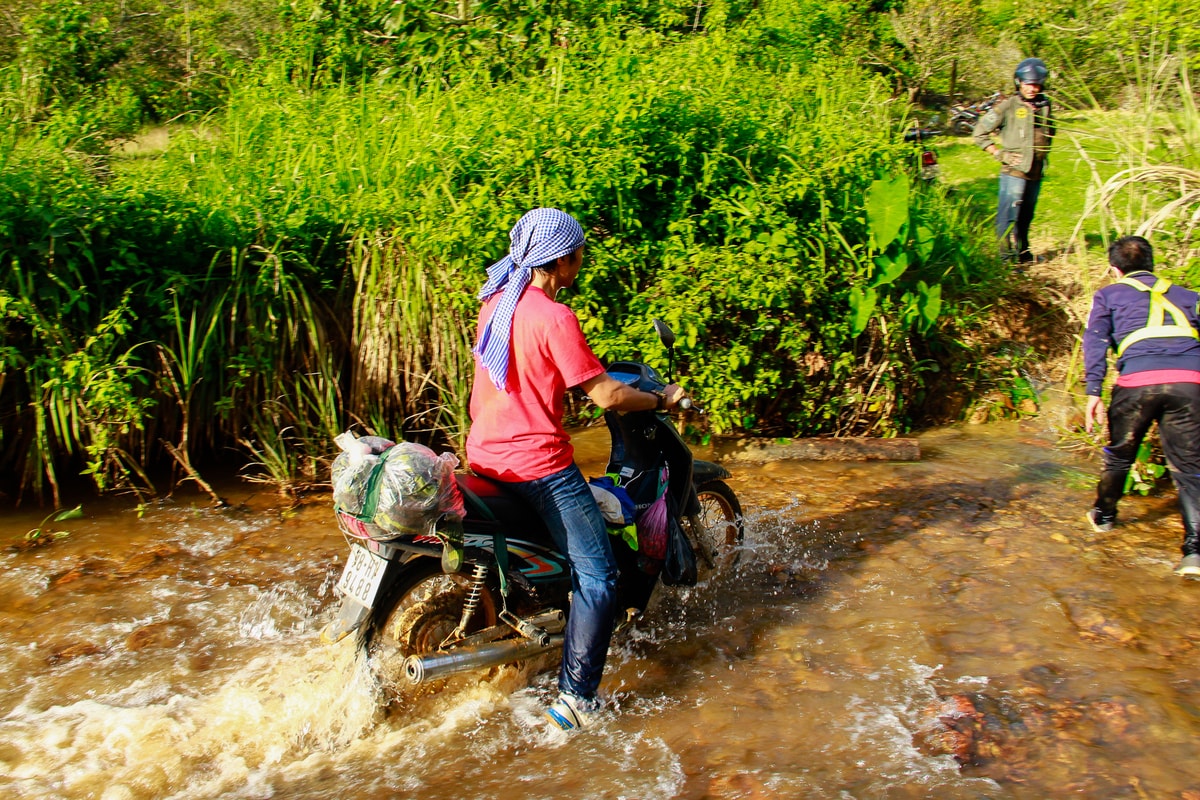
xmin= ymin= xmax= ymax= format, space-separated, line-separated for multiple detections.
xmin=651 ymin=389 xmax=668 ymax=410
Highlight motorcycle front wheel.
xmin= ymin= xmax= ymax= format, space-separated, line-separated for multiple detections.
xmin=686 ymin=479 xmax=745 ymax=580
xmin=365 ymin=559 xmax=500 ymax=690
xmin=952 ymin=118 xmax=976 ymax=136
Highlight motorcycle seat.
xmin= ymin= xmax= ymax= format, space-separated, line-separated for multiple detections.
xmin=457 ymin=474 xmax=550 ymax=537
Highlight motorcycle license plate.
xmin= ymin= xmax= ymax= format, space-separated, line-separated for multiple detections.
xmin=336 ymin=544 xmax=388 ymax=609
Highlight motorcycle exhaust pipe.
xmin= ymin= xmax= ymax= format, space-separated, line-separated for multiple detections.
xmin=404 ymin=634 xmax=564 ymax=685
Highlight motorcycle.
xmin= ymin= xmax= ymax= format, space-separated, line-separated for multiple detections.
xmin=322 ymin=319 xmax=744 ymax=692
xmin=948 ymin=90 xmax=1003 ymax=136
xmin=904 ymin=125 xmax=941 ymax=182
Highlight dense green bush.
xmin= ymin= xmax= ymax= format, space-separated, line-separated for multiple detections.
xmin=0 ymin=25 xmax=1006 ymax=503
xmin=5 ymin=0 xmax=1192 ymax=132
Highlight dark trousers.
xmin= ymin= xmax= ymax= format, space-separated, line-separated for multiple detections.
xmin=1094 ymin=382 xmax=1200 ymax=555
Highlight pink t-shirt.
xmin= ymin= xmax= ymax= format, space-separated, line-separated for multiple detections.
xmin=466 ymin=286 xmax=606 ymax=482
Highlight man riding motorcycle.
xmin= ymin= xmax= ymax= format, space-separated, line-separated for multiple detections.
xmin=467 ymin=207 xmax=685 ymax=730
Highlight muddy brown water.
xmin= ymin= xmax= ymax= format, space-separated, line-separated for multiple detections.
xmin=2 ymin=417 xmax=1200 ymax=800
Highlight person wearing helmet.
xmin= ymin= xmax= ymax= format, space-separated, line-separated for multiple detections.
xmin=972 ymin=57 xmax=1056 ymax=264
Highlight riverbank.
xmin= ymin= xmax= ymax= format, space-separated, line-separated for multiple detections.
xmin=929 ymin=107 xmax=1197 ymax=434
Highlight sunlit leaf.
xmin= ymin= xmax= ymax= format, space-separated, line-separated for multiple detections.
xmin=915 ymin=225 xmax=936 ymax=262
xmin=866 ymin=175 xmax=910 ymax=252
xmin=849 ymin=286 xmax=877 ymax=337
xmin=54 ymin=505 xmax=84 ymax=522
xmin=870 ymin=251 xmax=909 ymax=287
xmin=918 ymin=281 xmax=942 ymax=329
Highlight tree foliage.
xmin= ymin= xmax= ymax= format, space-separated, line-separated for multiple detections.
xmin=881 ymin=0 xmax=981 ymax=100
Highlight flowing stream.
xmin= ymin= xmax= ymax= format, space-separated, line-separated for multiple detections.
xmin=3 ymin=414 xmax=1200 ymax=800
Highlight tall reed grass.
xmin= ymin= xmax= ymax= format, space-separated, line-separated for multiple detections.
xmin=1067 ymin=53 xmax=1200 ymax=272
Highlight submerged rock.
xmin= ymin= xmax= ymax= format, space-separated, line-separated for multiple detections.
xmin=125 ymin=621 xmax=193 ymax=651
xmin=705 ymin=770 xmax=772 ymax=799
xmin=46 ymin=641 xmax=105 ymax=664
xmin=915 ymin=693 xmax=981 ymax=763
xmin=1066 ymin=606 xmax=1138 ymax=644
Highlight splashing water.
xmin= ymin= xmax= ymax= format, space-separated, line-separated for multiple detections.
xmin=5 ymin=421 xmax=1200 ymax=797
xmin=1 ymin=624 xmax=379 ymax=799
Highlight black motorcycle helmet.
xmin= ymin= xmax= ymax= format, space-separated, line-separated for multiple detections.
xmin=1014 ymin=57 xmax=1049 ymax=88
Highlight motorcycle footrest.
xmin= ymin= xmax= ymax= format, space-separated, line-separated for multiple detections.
xmin=500 ymin=610 xmax=551 ymax=647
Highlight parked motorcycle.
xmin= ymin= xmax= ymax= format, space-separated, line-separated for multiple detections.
xmin=949 ymin=90 xmax=1003 ymax=136
xmin=322 ymin=319 xmax=744 ymax=692
xmin=904 ymin=125 xmax=941 ymax=182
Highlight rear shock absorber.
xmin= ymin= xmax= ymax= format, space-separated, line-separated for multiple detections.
xmin=447 ymin=563 xmax=490 ymax=643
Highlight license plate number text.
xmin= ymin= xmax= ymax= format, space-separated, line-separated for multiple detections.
xmin=336 ymin=544 xmax=389 ymax=608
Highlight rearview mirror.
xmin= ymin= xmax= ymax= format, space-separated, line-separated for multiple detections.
xmin=652 ymin=319 xmax=676 ymax=347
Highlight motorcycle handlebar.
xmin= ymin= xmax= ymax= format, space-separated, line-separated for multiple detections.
xmin=654 ymin=394 xmax=700 ymax=413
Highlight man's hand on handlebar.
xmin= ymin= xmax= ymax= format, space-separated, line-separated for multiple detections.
xmin=662 ymin=383 xmax=687 ymax=410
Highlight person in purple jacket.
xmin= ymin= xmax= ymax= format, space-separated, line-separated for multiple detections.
xmin=1083 ymin=236 xmax=1200 ymax=576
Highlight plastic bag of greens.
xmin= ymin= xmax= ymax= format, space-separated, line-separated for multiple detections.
xmin=331 ymin=432 xmax=464 ymax=540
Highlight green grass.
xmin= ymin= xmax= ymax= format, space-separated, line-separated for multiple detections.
xmin=936 ymin=102 xmax=1200 ymax=456
xmin=936 ymin=108 xmax=1196 ymax=268
xmin=933 ymin=110 xmax=1138 ymax=426
xmin=936 ymin=112 xmax=1120 ymax=260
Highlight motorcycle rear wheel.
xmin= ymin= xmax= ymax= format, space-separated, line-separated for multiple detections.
xmin=686 ymin=480 xmax=744 ymax=580
xmin=365 ymin=559 xmax=500 ymax=689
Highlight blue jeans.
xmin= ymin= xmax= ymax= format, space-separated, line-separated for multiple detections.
xmin=1095 ymin=382 xmax=1200 ymax=555
xmin=996 ymin=173 xmax=1042 ymax=262
xmin=506 ymin=463 xmax=618 ymax=701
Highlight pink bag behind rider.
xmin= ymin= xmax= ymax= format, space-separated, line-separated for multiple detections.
xmin=636 ymin=467 xmax=669 ymax=560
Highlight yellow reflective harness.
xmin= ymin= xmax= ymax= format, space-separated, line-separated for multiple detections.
xmin=1115 ymin=275 xmax=1200 ymax=357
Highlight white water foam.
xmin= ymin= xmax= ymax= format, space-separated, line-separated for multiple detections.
xmin=0 ymin=603 xmax=381 ymax=800
xmin=837 ymin=658 xmax=1003 ymax=797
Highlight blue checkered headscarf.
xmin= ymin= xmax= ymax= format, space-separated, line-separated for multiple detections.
xmin=473 ymin=208 xmax=586 ymax=391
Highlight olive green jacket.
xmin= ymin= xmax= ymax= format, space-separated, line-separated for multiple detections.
xmin=972 ymin=94 xmax=1055 ymax=175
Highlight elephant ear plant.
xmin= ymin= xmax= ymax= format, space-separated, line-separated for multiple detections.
xmin=850 ymin=173 xmax=943 ymax=338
